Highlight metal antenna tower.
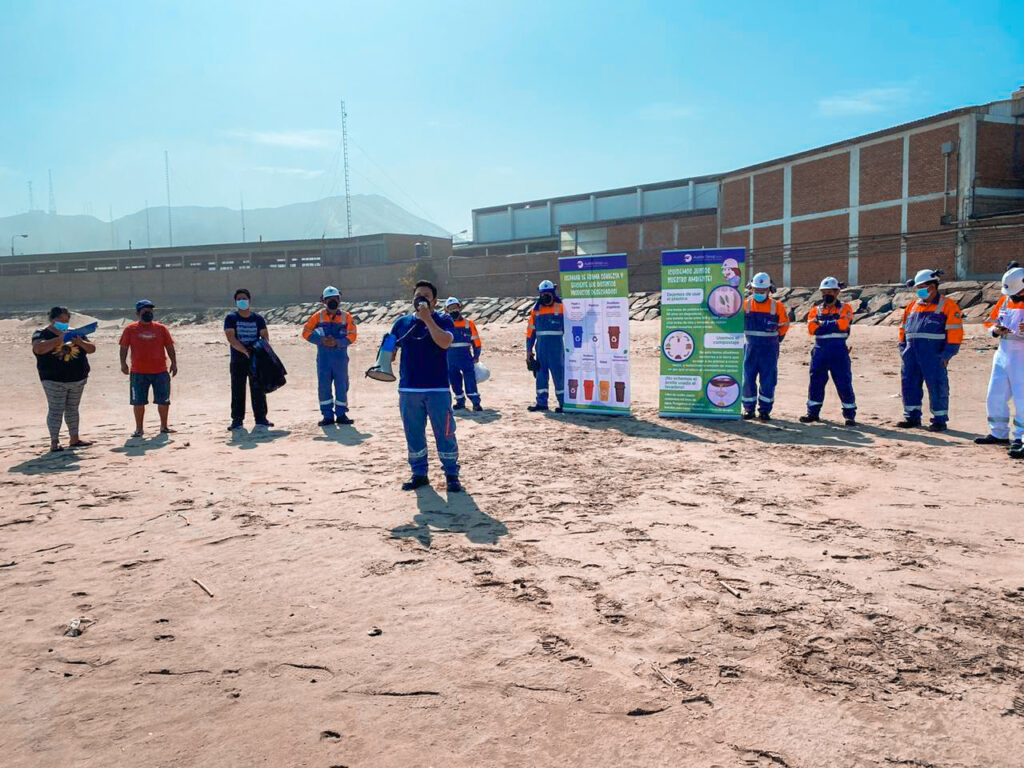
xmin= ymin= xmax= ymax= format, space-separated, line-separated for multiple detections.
xmin=341 ymin=100 xmax=352 ymax=237
xmin=48 ymin=169 xmax=56 ymax=214
xmin=164 ymin=150 xmax=173 ymax=246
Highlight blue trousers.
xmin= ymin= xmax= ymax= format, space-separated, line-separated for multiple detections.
xmin=448 ymin=356 xmax=480 ymax=405
xmin=317 ymin=349 xmax=349 ymax=418
xmin=901 ymin=344 xmax=949 ymax=424
xmin=399 ymin=391 xmax=459 ymax=477
xmin=807 ymin=345 xmax=856 ymax=419
xmin=535 ymin=341 xmax=565 ymax=408
xmin=742 ymin=343 xmax=779 ymax=415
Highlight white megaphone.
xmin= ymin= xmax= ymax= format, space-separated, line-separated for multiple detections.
xmin=365 ymin=333 xmax=398 ymax=382
xmin=474 ymin=361 xmax=490 ymax=383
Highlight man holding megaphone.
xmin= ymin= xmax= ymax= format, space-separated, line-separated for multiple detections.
xmin=382 ymin=280 xmax=463 ymax=493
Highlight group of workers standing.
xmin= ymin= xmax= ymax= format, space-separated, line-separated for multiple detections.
xmin=29 ymin=261 xmax=1024 ymax=482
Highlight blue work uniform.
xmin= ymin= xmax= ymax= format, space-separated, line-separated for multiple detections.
xmin=302 ymin=308 xmax=357 ymax=419
xmin=742 ymin=296 xmax=790 ymax=415
xmin=526 ymin=298 xmax=565 ymax=408
xmin=391 ymin=312 xmax=460 ymax=478
xmin=447 ymin=316 xmax=482 ymax=407
xmin=899 ymin=296 xmax=963 ymax=425
xmin=806 ymin=301 xmax=857 ymax=420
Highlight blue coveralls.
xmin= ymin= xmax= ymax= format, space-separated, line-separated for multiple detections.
xmin=806 ymin=302 xmax=857 ymax=420
xmin=742 ymin=297 xmax=789 ymax=415
xmin=527 ymin=299 xmax=565 ymax=409
xmin=447 ymin=317 xmax=481 ymax=407
xmin=303 ymin=309 xmax=356 ymax=420
xmin=900 ymin=297 xmax=962 ymax=425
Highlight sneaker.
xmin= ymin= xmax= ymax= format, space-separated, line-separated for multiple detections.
xmin=336 ymin=415 xmax=354 ymax=425
xmin=895 ymin=419 xmax=921 ymax=429
xmin=318 ymin=417 xmax=335 ymax=427
xmin=227 ymin=420 xmax=243 ymax=431
xmin=927 ymin=422 xmax=948 ymax=432
xmin=446 ymin=475 xmax=464 ymax=493
xmin=741 ymin=411 xmax=755 ymax=420
xmin=527 ymin=404 xmax=549 ymax=412
xmin=844 ymin=419 xmax=858 ymax=427
xmin=453 ymin=401 xmax=465 ymax=410
xmin=798 ymin=414 xmax=819 ymax=424
xmin=974 ymin=434 xmax=1010 ymax=445
xmin=401 ymin=475 xmax=430 ymax=491
xmin=1009 ymin=440 xmax=1024 ymax=459
xmin=472 ymin=403 xmax=483 ymax=412
xmin=758 ymin=412 xmax=771 ymax=422
xmin=254 ymin=420 xmax=274 ymax=428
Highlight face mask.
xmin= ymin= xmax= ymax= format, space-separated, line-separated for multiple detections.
xmin=53 ymin=321 xmax=70 ymax=331
xmin=236 ymin=299 xmax=250 ymax=310
xmin=916 ymin=288 xmax=931 ymax=300
xmin=325 ymin=298 xmax=340 ymax=311
xmin=413 ymin=296 xmax=429 ymax=311
xmin=753 ymin=292 xmax=767 ymax=303
xmin=540 ymin=293 xmax=554 ymax=306
xmin=141 ymin=311 xmax=154 ymax=323
xmin=449 ymin=311 xmax=461 ymax=320
xmin=822 ymin=294 xmax=836 ymax=305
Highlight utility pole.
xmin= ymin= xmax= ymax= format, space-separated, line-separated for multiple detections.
xmin=48 ymin=169 xmax=56 ymax=214
xmin=341 ymin=99 xmax=352 ymax=237
xmin=240 ymin=192 xmax=246 ymax=242
xmin=164 ymin=150 xmax=173 ymax=246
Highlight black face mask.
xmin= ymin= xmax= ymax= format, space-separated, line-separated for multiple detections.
xmin=822 ymin=294 xmax=836 ymax=305
xmin=325 ymin=298 xmax=340 ymax=311
xmin=540 ymin=294 xmax=554 ymax=306
xmin=140 ymin=311 xmax=154 ymax=323
xmin=449 ymin=311 xmax=461 ymax=320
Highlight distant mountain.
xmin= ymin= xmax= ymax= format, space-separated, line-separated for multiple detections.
xmin=0 ymin=195 xmax=450 ymax=256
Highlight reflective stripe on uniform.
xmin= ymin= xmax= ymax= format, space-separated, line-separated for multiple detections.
xmin=536 ymin=388 xmax=549 ymax=394
xmin=408 ymin=448 xmax=428 ymax=459
xmin=334 ymin=400 xmax=347 ymax=407
xmin=319 ymin=399 xmax=333 ymax=406
xmin=842 ymin=402 xmax=856 ymax=408
xmin=932 ymin=410 xmax=948 ymax=416
xmin=450 ymin=342 xmax=471 ymax=347
xmin=437 ymin=451 xmax=459 ymax=460
xmin=745 ymin=331 xmax=778 ymax=337
xmin=905 ymin=332 xmax=947 ymax=340
xmin=807 ymin=400 xmax=823 ymax=406
xmin=758 ymin=395 xmax=773 ymax=403
xmin=816 ymin=333 xmax=849 ymax=340
xmin=536 ymin=330 xmax=562 ymax=336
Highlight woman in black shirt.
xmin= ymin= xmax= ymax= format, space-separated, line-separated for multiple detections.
xmin=32 ymin=307 xmax=96 ymax=452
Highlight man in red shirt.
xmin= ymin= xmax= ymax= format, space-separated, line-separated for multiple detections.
xmin=118 ymin=300 xmax=178 ymax=437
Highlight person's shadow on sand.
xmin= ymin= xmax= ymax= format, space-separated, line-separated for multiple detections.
xmin=9 ymin=450 xmax=85 ymax=475
xmin=314 ymin=424 xmax=372 ymax=446
xmin=390 ymin=486 xmax=509 ymax=547
xmin=110 ymin=432 xmax=171 ymax=457
xmin=230 ymin=427 xmax=292 ymax=450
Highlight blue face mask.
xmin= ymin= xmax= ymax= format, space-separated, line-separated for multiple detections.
xmin=916 ymin=287 xmax=931 ymax=300
xmin=53 ymin=321 xmax=70 ymax=332
xmin=236 ymin=299 xmax=250 ymax=310
xmin=753 ymin=292 xmax=768 ymax=302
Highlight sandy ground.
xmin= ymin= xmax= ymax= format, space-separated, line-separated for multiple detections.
xmin=1 ymin=315 xmax=1022 ymax=768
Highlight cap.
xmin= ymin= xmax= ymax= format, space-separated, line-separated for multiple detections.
xmin=444 ymin=297 xmax=463 ymax=309
xmin=135 ymin=299 xmax=155 ymax=312
xmin=322 ymin=285 xmax=341 ymax=299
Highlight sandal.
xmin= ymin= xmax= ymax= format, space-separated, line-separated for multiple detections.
xmin=69 ymin=440 xmax=93 ymax=448
xmin=49 ymin=445 xmax=64 ymax=453
xmin=131 ymin=430 xmax=144 ymax=438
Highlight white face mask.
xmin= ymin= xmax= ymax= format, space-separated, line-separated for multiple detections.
xmin=236 ymin=299 xmax=250 ymax=310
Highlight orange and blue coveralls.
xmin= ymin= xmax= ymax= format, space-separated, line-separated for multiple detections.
xmin=742 ymin=296 xmax=790 ymax=415
xmin=898 ymin=295 xmax=963 ymax=424
xmin=447 ymin=316 xmax=482 ymax=407
xmin=983 ymin=296 xmax=1024 ymax=440
xmin=806 ymin=300 xmax=856 ymax=420
xmin=302 ymin=308 xmax=357 ymax=419
xmin=526 ymin=299 xmax=565 ymax=408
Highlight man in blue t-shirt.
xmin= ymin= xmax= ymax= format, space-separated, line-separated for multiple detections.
xmin=224 ymin=288 xmax=273 ymax=430
xmin=389 ymin=280 xmax=462 ymax=493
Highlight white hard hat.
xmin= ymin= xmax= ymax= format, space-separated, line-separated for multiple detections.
xmin=444 ymin=297 xmax=463 ymax=308
xmin=909 ymin=269 xmax=940 ymax=287
xmin=819 ymin=276 xmax=841 ymax=290
xmin=538 ymin=280 xmax=556 ymax=292
xmin=1002 ymin=267 xmax=1024 ymax=296
xmin=750 ymin=272 xmax=772 ymax=290
xmin=322 ymin=285 xmax=341 ymax=298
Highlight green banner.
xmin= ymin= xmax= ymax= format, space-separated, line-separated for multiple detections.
xmin=659 ymin=248 xmax=746 ymax=419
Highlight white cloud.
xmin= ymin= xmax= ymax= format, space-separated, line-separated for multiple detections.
xmin=228 ymin=129 xmax=338 ymax=149
xmin=636 ymin=102 xmax=694 ymax=121
xmin=254 ymin=166 xmax=325 ymax=179
xmin=818 ymin=87 xmax=912 ymax=116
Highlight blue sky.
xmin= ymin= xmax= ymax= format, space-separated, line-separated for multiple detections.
xmin=0 ymin=0 xmax=1020 ymax=233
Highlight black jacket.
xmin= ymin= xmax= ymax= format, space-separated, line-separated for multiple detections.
xmin=249 ymin=339 xmax=287 ymax=393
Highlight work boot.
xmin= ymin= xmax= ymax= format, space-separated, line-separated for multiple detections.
xmin=927 ymin=422 xmax=948 ymax=433
xmin=844 ymin=419 xmax=858 ymax=427
xmin=758 ymin=412 xmax=771 ymax=422
xmin=336 ymin=415 xmax=355 ymax=425
xmin=895 ymin=418 xmax=921 ymax=429
xmin=554 ymin=406 xmax=564 ymax=413
xmin=401 ymin=475 xmax=430 ymax=491
xmin=318 ymin=416 xmax=335 ymax=427
xmin=798 ymin=414 xmax=819 ymax=424
xmin=741 ymin=411 xmax=755 ymax=420
xmin=472 ymin=402 xmax=483 ymax=412
xmin=1009 ymin=440 xmax=1024 ymax=459
xmin=975 ymin=434 xmax=1010 ymax=445
xmin=527 ymin=404 xmax=549 ymax=412
xmin=453 ymin=400 xmax=465 ymax=410
xmin=445 ymin=475 xmax=464 ymax=493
